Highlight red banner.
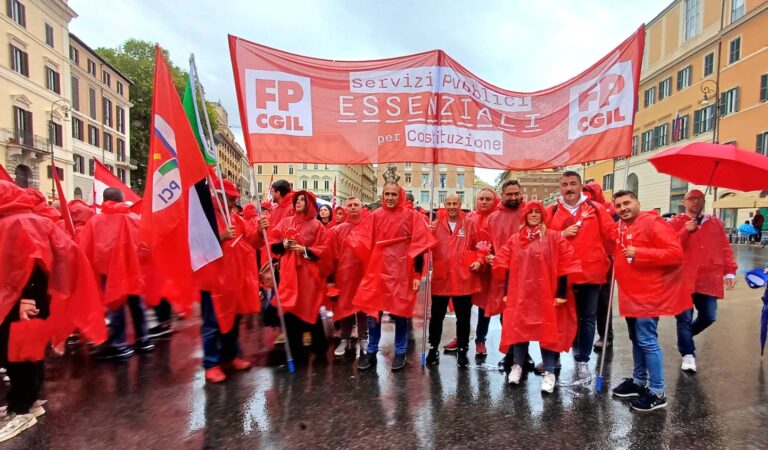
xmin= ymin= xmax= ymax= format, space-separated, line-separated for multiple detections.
xmin=229 ymin=26 xmax=644 ymax=170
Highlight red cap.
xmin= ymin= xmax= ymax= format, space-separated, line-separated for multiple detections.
xmin=684 ymin=189 xmax=705 ymax=200
xmin=260 ymin=201 xmax=272 ymax=210
xmin=222 ymin=179 xmax=240 ymax=199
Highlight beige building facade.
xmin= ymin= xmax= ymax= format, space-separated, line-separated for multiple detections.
xmin=375 ymin=163 xmax=476 ymax=210
xmin=251 ymin=162 xmax=376 ymax=205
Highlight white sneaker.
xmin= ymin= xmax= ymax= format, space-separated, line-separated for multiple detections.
xmin=681 ymin=354 xmax=697 ymax=373
xmin=358 ymin=338 xmax=368 ymax=356
xmin=0 ymin=413 xmax=37 ymax=443
xmin=0 ymin=400 xmax=46 ymax=418
xmin=541 ymin=372 xmax=556 ymax=394
xmin=576 ymin=362 xmax=592 ymax=385
xmin=507 ymin=364 xmax=523 ymax=385
xmin=334 ymin=339 xmax=350 ymax=356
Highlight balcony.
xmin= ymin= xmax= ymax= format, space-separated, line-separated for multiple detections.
xmin=1 ymin=128 xmax=50 ymax=155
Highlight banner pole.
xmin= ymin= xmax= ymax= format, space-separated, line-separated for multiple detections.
xmin=595 ymin=155 xmax=631 ymax=392
xmin=249 ymin=163 xmax=295 ymax=373
xmin=420 ymin=158 xmax=437 ymax=367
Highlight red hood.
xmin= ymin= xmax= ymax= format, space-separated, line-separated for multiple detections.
xmin=69 ymin=199 xmax=96 ymax=226
xmin=0 ymin=181 xmax=40 ymax=217
xmin=101 ymin=200 xmax=133 ymax=214
xmin=475 ymin=188 xmax=500 ymax=215
xmin=522 ymin=200 xmax=550 ymax=227
xmin=583 ymin=182 xmax=606 ymax=204
xmin=381 ymin=186 xmax=407 ymax=211
xmin=292 ymin=190 xmax=318 ymax=221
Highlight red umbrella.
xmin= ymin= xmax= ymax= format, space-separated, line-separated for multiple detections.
xmin=649 ymin=142 xmax=768 ymax=192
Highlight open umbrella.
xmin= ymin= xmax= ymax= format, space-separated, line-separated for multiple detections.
xmin=745 ymin=268 xmax=768 ymax=355
xmin=649 ymin=142 xmax=768 ymax=192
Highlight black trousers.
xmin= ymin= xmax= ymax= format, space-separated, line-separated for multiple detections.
xmin=0 ymin=266 xmax=49 ymax=414
xmin=283 ymin=313 xmax=328 ymax=363
xmin=428 ymin=295 xmax=472 ymax=349
xmin=596 ymin=262 xmax=614 ymax=341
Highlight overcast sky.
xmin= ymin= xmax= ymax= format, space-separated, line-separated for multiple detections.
xmin=69 ymin=0 xmax=670 ymax=183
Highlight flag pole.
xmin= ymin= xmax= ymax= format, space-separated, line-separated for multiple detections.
xmin=249 ymin=163 xmax=295 ymax=373
xmin=420 ymin=157 xmax=437 ymax=368
xmin=595 ymin=154 xmax=631 ymax=393
xmin=190 ymin=54 xmax=230 ymax=227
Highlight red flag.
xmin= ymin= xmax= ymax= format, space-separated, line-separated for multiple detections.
xmin=139 ymin=47 xmax=222 ymax=310
xmin=267 ymin=173 xmax=274 ymax=202
xmin=92 ymin=159 xmax=141 ymax=206
xmin=51 ymin=160 xmax=75 ymax=237
xmin=0 ymin=164 xmax=12 ymax=183
xmin=332 ymin=176 xmax=337 ymax=209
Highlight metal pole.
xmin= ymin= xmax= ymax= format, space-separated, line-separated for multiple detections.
xmin=420 ymin=158 xmax=437 ymax=367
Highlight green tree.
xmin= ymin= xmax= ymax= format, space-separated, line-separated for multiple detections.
xmin=96 ymin=40 xmax=188 ymax=194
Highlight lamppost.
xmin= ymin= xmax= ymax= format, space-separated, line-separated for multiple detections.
xmin=48 ymin=99 xmax=71 ymax=201
xmin=699 ymin=79 xmax=720 ymax=144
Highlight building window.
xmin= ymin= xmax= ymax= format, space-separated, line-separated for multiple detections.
xmin=288 ymin=165 xmax=294 ymax=175
xmin=117 ymin=139 xmax=125 ymax=161
xmin=117 ymin=168 xmax=126 ymax=183
xmin=74 ymin=187 xmax=82 ymax=199
xmin=87 ymin=59 xmax=96 ymax=76
xmin=12 ymin=106 xmax=32 ymax=144
xmin=72 ymin=118 xmax=83 ymax=141
xmin=405 ymin=162 xmax=412 ymax=168
xmin=313 ymin=180 xmax=318 ymax=190
xmin=755 ymin=74 xmax=768 ymax=103
xmin=257 ymin=165 xmax=262 ymax=175
xmin=116 ymin=107 xmax=125 ymax=133
xmin=673 ymin=114 xmax=690 ymax=142
xmin=88 ymin=125 xmax=99 ymax=147
xmin=102 ymin=70 xmax=111 ymax=87
xmin=670 ymin=177 xmax=689 ymax=213
xmin=8 ymin=0 xmax=26 ymax=27
xmin=641 ymin=130 xmax=653 ymax=152
xmin=103 ymin=132 xmax=113 ymax=152
xmin=602 ymin=173 xmax=614 ymax=191
xmin=421 ymin=173 xmax=429 ymax=187
xmin=302 ymin=180 xmax=307 ymax=189
xmin=302 ymin=163 xmax=307 ymax=170
xmin=658 ymin=78 xmax=672 ymax=100
xmin=89 ymin=88 xmax=96 ymax=119
xmin=457 ymin=191 xmax=465 ymax=203
xmin=627 ymin=173 xmax=639 ymax=195
xmin=631 ymin=135 xmax=638 ymax=155
xmin=45 ymin=67 xmax=60 ymax=94
xmin=693 ymin=105 xmax=715 ymax=135
xmin=73 ymin=154 xmax=85 ymax=174
xmin=103 ymin=98 xmax=112 ymax=127
xmin=405 ymin=173 xmax=412 ymax=185
xmin=324 ymin=180 xmax=330 ymax=190
xmin=10 ymin=45 xmax=29 ymax=77
xmin=653 ymin=123 xmax=669 ymax=148
xmin=457 ymin=174 xmax=464 ymax=189
xmin=720 ymin=87 xmax=739 ymax=116
xmin=677 ymin=66 xmax=692 ymax=91
xmin=683 ymin=0 xmax=700 ymax=41
xmin=757 ymin=132 xmax=768 ymax=157
xmin=313 ymin=164 xmax=318 ymax=170
xmin=47 ymin=165 xmax=63 ymax=180
xmin=88 ymin=158 xmax=95 ymax=176
xmin=438 ymin=191 xmax=447 ymax=204
xmin=729 ymin=37 xmax=741 ymax=64
xmin=117 ymin=81 xmax=123 ymax=96
xmin=420 ymin=191 xmax=429 ymax=204
xmin=45 ymin=23 xmax=54 ymax=47
xmin=69 ymin=45 xmax=79 ymax=64
xmin=105 ymin=164 xmax=113 ymax=173
xmin=643 ymin=87 xmax=656 ymax=107
xmin=703 ymin=53 xmax=714 ymax=77
xmin=439 ymin=173 xmax=447 ymax=188
xmin=49 ymin=122 xmax=63 ymax=147
xmin=731 ymin=0 xmax=745 ymax=22
xmin=271 ymin=165 xmax=277 ymax=175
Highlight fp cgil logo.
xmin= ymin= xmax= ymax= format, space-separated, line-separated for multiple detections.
xmin=568 ymin=61 xmax=634 ymax=139
xmin=245 ymin=69 xmax=312 ymax=136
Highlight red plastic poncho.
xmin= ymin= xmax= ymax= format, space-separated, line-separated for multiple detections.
xmin=477 ymin=201 xmax=525 ymax=316
xmin=614 ymin=212 xmax=690 ymax=318
xmin=548 ymin=196 xmax=615 ymax=285
xmin=431 ymin=212 xmax=481 ymax=297
xmin=0 ymin=181 xmax=106 ymax=361
xmin=270 ymin=192 xmax=295 ymax=230
xmin=349 ymin=188 xmax=437 ymax=318
xmin=669 ymin=214 xmax=737 ymax=299
xmin=76 ymin=201 xmax=144 ymax=310
xmin=464 ymin=189 xmax=499 ymax=310
xmin=495 ymin=201 xmax=581 ymax=353
xmin=68 ymin=199 xmax=96 ymax=232
xmin=268 ymin=191 xmax=328 ymax=324
xmin=583 ymin=182 xmax=618 ymax=256
xmin=323 ymin=213 xmax=365 ymax=320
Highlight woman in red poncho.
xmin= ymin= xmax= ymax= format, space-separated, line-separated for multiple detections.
xmin=0 ymin=181 xmax=105 ymax=437
xmin=493 ymin=201 xmax=580 ymax=393
xmin=332 ymin=205 xmax=346 ymax=227
xmin=317 ymin=204 xmax=333 ymax=228
xmin=269 ymin=190 xmax=328 ymax=364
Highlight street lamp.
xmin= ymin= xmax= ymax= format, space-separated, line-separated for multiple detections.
xmin=699 ymin=79 xmax=719 ymax=144
xmin=49 ymin=99 xmax=71 ymax=201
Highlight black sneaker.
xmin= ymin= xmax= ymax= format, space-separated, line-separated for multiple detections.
xmin=457 ymin=348 xmax=469 ymax=368
xmin=630 ymin=389 xmax=668 ymax=412
xmin=496 ymin=356 xmax=506 ymax=371
xmin=147 ymin=323 xmax=173 ymax=340
xmin=357 ymin=352 xmax=377 ymax=371
xmin=426 ymin=347 xmax=440 ymax=366
xmin=96 ymin=346 xmax=134 ymax=361
xmin=612 ymin=378 xmax=646 ymax=398
xmin=391 ymin=354 xmax=407 ymax=371
xmin=134 ymin=339 xmax=155 ymax=354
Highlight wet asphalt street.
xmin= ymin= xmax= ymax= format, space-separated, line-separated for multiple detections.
xmin=2 ymin=245 xmax=767 ymax=449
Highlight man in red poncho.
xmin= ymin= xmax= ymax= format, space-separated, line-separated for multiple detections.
xmin=198 ymin=180 xmax=265 ymax=383
xmin=268 ymin=190 xmax=328 ymax=365
xmin=425 ymin=195 xmax=481 ymax=368
xmin=67 ymin=199 xmax=96 ymax=235
xmin=583 ymin=181 xmax=619 ymax=351
xmin=668 ymin=189 xmax=737 ymax=373
xmin=325 ymin=198 xmax=368 ymax=357
xmin=477 ymin=180 xmax=525 ymax=366
xmin=350 ymin=182 xmax=436 ymax=372
xmin=77 ymin=188 xmax=153 ymax=360
xmin=0 ymin=181 xmax=106 ymax=440
xmin=493 ymin=201 xmax=580 ymax=393
xmin=610 ymin=190 xmax=689 ymax=412
xmin=547 ymin=171 xmax=615 ymax=384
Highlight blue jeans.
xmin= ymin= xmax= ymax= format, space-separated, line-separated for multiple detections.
xmin=200 ymin=291 xmax=241 ymax=369
xmin=508 ymin=342 xmax=559 ymax=372
xmin=626 ymin=317 xmax=664 ymax=395
xmin=367 ymin=312 xmax=408 ymax=356
xmin=573 ymin=284 xmax=600 ymax=363
xmin=106 ymin=295 xmax=149 ymax=348
xmin=475 ymin=307 xmax=491 ymax=344
xmin=675 ymin=293 xmax=718 ymax=356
